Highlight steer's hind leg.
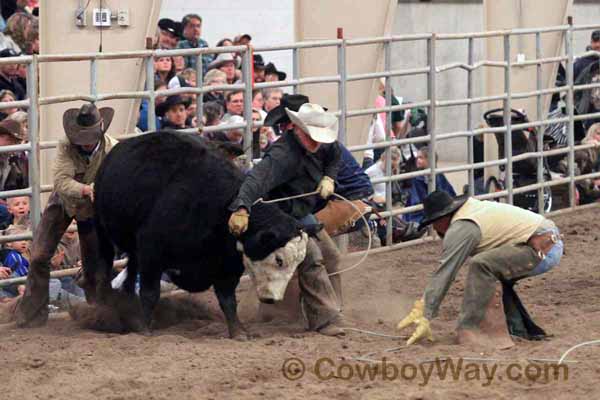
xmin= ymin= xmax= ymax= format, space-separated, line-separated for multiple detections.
xmin=213 ymin=277 xmax=249 ymax=340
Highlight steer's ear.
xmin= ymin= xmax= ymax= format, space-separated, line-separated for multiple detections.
xmin=236 ymin=241 xmax=244 ymax=253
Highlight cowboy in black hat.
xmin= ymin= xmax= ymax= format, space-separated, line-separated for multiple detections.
xmin=264 ymin=62 xmax=286 ymax=82
xmin=157 ymin=18 xmax=182 ymax=49
xmin=157 ymin=95 xmax=190 ymax=130
xmin=397 ymin=191 xmax=563 ymax=348
xmin=253 ymin=54 xmax=266 ymax=83
xmin=15 ymin=103 xmax=118 ymax=328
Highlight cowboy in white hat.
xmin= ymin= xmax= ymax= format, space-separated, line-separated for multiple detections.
xmin=227 ymin=103 xmax=347 ymax=336
xmin=15 ymin=102 xmax=118 ymax=328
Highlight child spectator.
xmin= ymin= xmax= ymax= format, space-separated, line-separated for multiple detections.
xmin=6 ymin=194 xmax=29 ymax=226
xmin=202 ymin=101 xmax=223 ymax=127
xmin=0 ymin=224 xmax=29 ymax=300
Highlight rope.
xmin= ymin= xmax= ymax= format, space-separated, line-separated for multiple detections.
xmin=558 ymin=340 xmax=600 ymax=365
xmin=252 ymin=190 xmax=373 ymax=277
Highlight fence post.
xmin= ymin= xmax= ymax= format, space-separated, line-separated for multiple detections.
xmin=242 ymin=46 xmax=253 ymax=160
xmin=384 ymin=39 xmax=393 ymax=246
xmin=503 ymin=34 xmax=513 ymax=205
xmin=292 ymin=47 xmax=300 ymax=95
xmin=565 ymin=16 xmax=576 ymax=208
xmin=90 ymin=58 xmax=98 ymax=101
xmin=337 ymin=28 xmax=347 ymax=145
xmin=146 ymin=54 xmax=156 ymax=131
xmin=427 ymin=34 xmax=437 ymax=194
xmin=196 ymin=53 xmax=204 ymax=130
xmin=467 ymin=37 xmax=475 ymax=196
xmin=27 ymin=55 xmax=41 ymax=231
xmin=535 ymin=32 xmax=545 ymax=214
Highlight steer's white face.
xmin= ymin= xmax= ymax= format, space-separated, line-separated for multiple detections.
xmin=239 ymin=232 xmax=308 ymax=303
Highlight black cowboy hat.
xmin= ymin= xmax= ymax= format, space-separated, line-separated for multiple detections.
xmin=156 ymin=95 xmax=190 ymax=117
xmin=63 ymin=103 xmax=114 ymax=146
xmin=419 ymin=191 xmax=469 ymax=229
xmin=264 ymin=94 xmax=328 ymax=127
xmin=158 ymin=18 xmax=182 ymax=39
xmin=253 ymin=54 xmax=265 ymax=70
xmin=265 ymin=62 xmax=286 ymax=81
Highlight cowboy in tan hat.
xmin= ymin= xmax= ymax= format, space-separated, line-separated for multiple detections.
xmin=15 ymin=103 xmax=118 ymax=327
xmin=396 ymin=191 xmax=563 ymax=348
xmin=0 ymin=118 xmax=27 ymax=191
xmin=227 ymin=103 xmax=347 ymax=336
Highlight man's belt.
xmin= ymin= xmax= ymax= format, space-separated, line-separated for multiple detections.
xmin=527 ymin=231 xmax=559 ymax=259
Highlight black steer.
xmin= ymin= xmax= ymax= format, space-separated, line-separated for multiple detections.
xmin=91 ymin=132 xmax=307 ymax=338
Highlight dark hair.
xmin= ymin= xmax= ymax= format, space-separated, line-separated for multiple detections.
xmin=216 ymin=38 xmax=233 ymax=47
xmin=204 ymin=101 xmax=224 ymax=126
xmin=592 ymin=30 xmax=600 ymax=42
xmin=182 ymin=14 xmax=202 ymax=28
xmin=226 ymin=90 xmax=244 ymax=103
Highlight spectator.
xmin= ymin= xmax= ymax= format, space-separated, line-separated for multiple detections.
xmin=156 ymin=18 xmax=181 ymax=50
xmin=252 ymin=89 xmax=266 ymax=118
xmin=254 ymin=54 xmax=266 ymax=83
xmin=173 ymin=55 xmax=185 ymax=74
xmin=0 ymin=49 xmax=25 ymax=100
xmin=185 ymin=95 xmax=198 ymax=127
xmin=176 ymin=14 xmax=212 ymax=76
xmin=263 ymin=88 xmax=283 ymax=113
xmin=233 ymin=33 xmax=252 ymax=47
xmin=154 ymin=56 xmax=175 ymax=86
xmin=206 ymin=114 xmax=245 ymax=147
xmin=208 ymin=53 xmax=237 ymax=84
xmin=224 ymin=90 xmax=244 ymax=118
xmin=264 ymin=62 xmax=286 ymax=81
xmin=6 ymin=110 xmax=27 ymax=141
xmin=251 ymin=108 xmax=274 ymax=158
xmin=0 ymin=89 xmax=19 ymax=117
xmin=0 ymin=119 xmax=27 ymax=191
xmin=168 ymin=67 xmax=196 ymax=89
xmin=363 ymin=113 xmax=386 ymax=169
xmin=6 ymin=195 xmax=29 ymax=226
xmin=574 ymin=30 xmax=600 ymax=81
xmin=4 ymin=12 xmax=34 ymax=53
xmin=202 ymin=101 xmax=224 ymax=128
xmin=0 ymin=23 xmax=21 ymax=53
xmin=202 ymin=69 xmax=227 ymax=108
xmin=0 ymin=224 xmax=30 ymax=300
xmin=216 ymin=38 xmax=233 ymax=47
xmin=375 ymin=78 xmax=412 ymax=146
xmin=365 ymin=146 xmax=401 ymax=203
xmin=59 ymin=222 xmax=80 ymax=268
xmin=157 ymin=95 xmax=190 ymax=130
xmin=23 ymin=15 xmax=36 ymax=54
xmin=403 ymin=146 xmax=456 ymax=224
xmin=137 ymin=80 xmax=165 ymax=132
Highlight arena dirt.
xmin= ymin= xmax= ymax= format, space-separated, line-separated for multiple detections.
xmin=2 ymin=206 xmax=600 ymax=399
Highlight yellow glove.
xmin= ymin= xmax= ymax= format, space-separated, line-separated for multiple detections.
xmin=317 ymin=176 xmax=335 ymax=199
xmin=397 ymin=298 xmax=433 ymax=345
xmin=228 ymin=208 xmax=249 ymax=236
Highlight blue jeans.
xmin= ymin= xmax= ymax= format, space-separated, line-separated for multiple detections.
xmin=529 ymin=227 xmax=563 ymax=277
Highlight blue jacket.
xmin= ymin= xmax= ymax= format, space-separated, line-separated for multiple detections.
xmin=3 ymin=249 xmax=29 ymax=277
xmin=137 ymin=99 xmax=161 ymax=132
xmin=334 ymin=145 xmax=374 ymax=200
xmin=404 ymin=174 xmax=456 ymax=223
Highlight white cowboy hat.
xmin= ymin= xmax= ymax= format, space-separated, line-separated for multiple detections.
xmin=285 ymin=103 xmax=338 ymax=144
xmin=207 ymin=53 xmax=236 ymax=71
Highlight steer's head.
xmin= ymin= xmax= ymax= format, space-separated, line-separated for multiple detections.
xmin=237 ymin=205 xmax=309 ymax=303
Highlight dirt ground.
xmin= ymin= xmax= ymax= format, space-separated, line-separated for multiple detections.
xmin=2 ymin=206 xmax=600 ymax=400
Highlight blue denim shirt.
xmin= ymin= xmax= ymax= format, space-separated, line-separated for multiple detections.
xmin=176 ymin=38 xmax=214 ymax=77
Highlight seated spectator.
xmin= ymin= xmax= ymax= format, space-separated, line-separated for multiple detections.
xmin=223 ymin=90 xmax=244 ymax=118
xmin=264 ymin=62 xmax=286 ymax=81
xmin=173 ymin=55 xmax=185 ymax=74
xmin=176 ymin=14 xmax=213 ymax=76
xmin=216 ymin=38 xmax=233 ymax=47
xmin=403 ymin=146 xmax=456 ymax=224
xmin=252 ymin=89 xmax=266 ymax=118
xmin=365 ymin=146 xmax=401 ymax=203
xmin=208 ymin=53 xmax=237 ymax=84
xmin=251 ymin=108 xmax=275 ymax=159
xmin=0 ymin=23 xmax=20 ymax=53
xmin=363 ymin=113 xmax=386 ymax=169
xmin=168 ymin=67 xmax=196 ymax=90
xmin=154 ymin=56 xmax=175 ymax=86
xmin=574 ymin=30 xmax=600 ymax=81
xmin=156 ymin=18 xmax=181 ymax=50
xmin=212 ymin=114 xmax=245 ymax=144
xmin=0 ymin=224 xmax=29 ymax=300
xmin=0 ymin=89 xmax=18 ymax=118
xmin=0 ymin=49 xmax=25 ymax=100
xmin=59 ymin=222 xmax=80 ymax=268
xmin=185 ymin=95 xmax=198 ymax=127
xmin=203 ymin=69 xmax=226 ymax=108
xmin=157 ymin=95 xmax=190 ymax=130
xmin=137 ymin=80 xmax=166 ymax=132
xmin=6 ymin=109 xmax=27 ymax=141
xmin=0 ymin=118 xmax=27 ymax=191
xmin=254 ymin=54 xmax=266 ymax=83
xmin=23 ymin=15 xmax=37 ymax=54
xmin=202 ymin=100 xmax=224 ymax=127
xmin=4 ymin=12 xmax=34 ymax=54
xmin=574 ymin=122 xmax=600 ymax=203
xmin=6 ymin=194 xmax=29 ymax=226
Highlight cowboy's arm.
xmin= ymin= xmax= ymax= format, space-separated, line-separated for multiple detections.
xmin=229 ymin=144 xmax=296 ymax=213
xmin=322 ymin=141 xmax=341 ymax=180
xmin=423 ymin=220 xmax=481 ymax=320
xmin=53 ymin=142 xmax=86 ymax=199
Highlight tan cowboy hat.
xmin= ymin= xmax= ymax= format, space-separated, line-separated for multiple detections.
xmin=62 ymin=103 xmax=114 ymax=146
xmin=285 ymin=103 xmax=338 ymax=144
xmin=0 ymin=119 xmax=23 ymax=142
